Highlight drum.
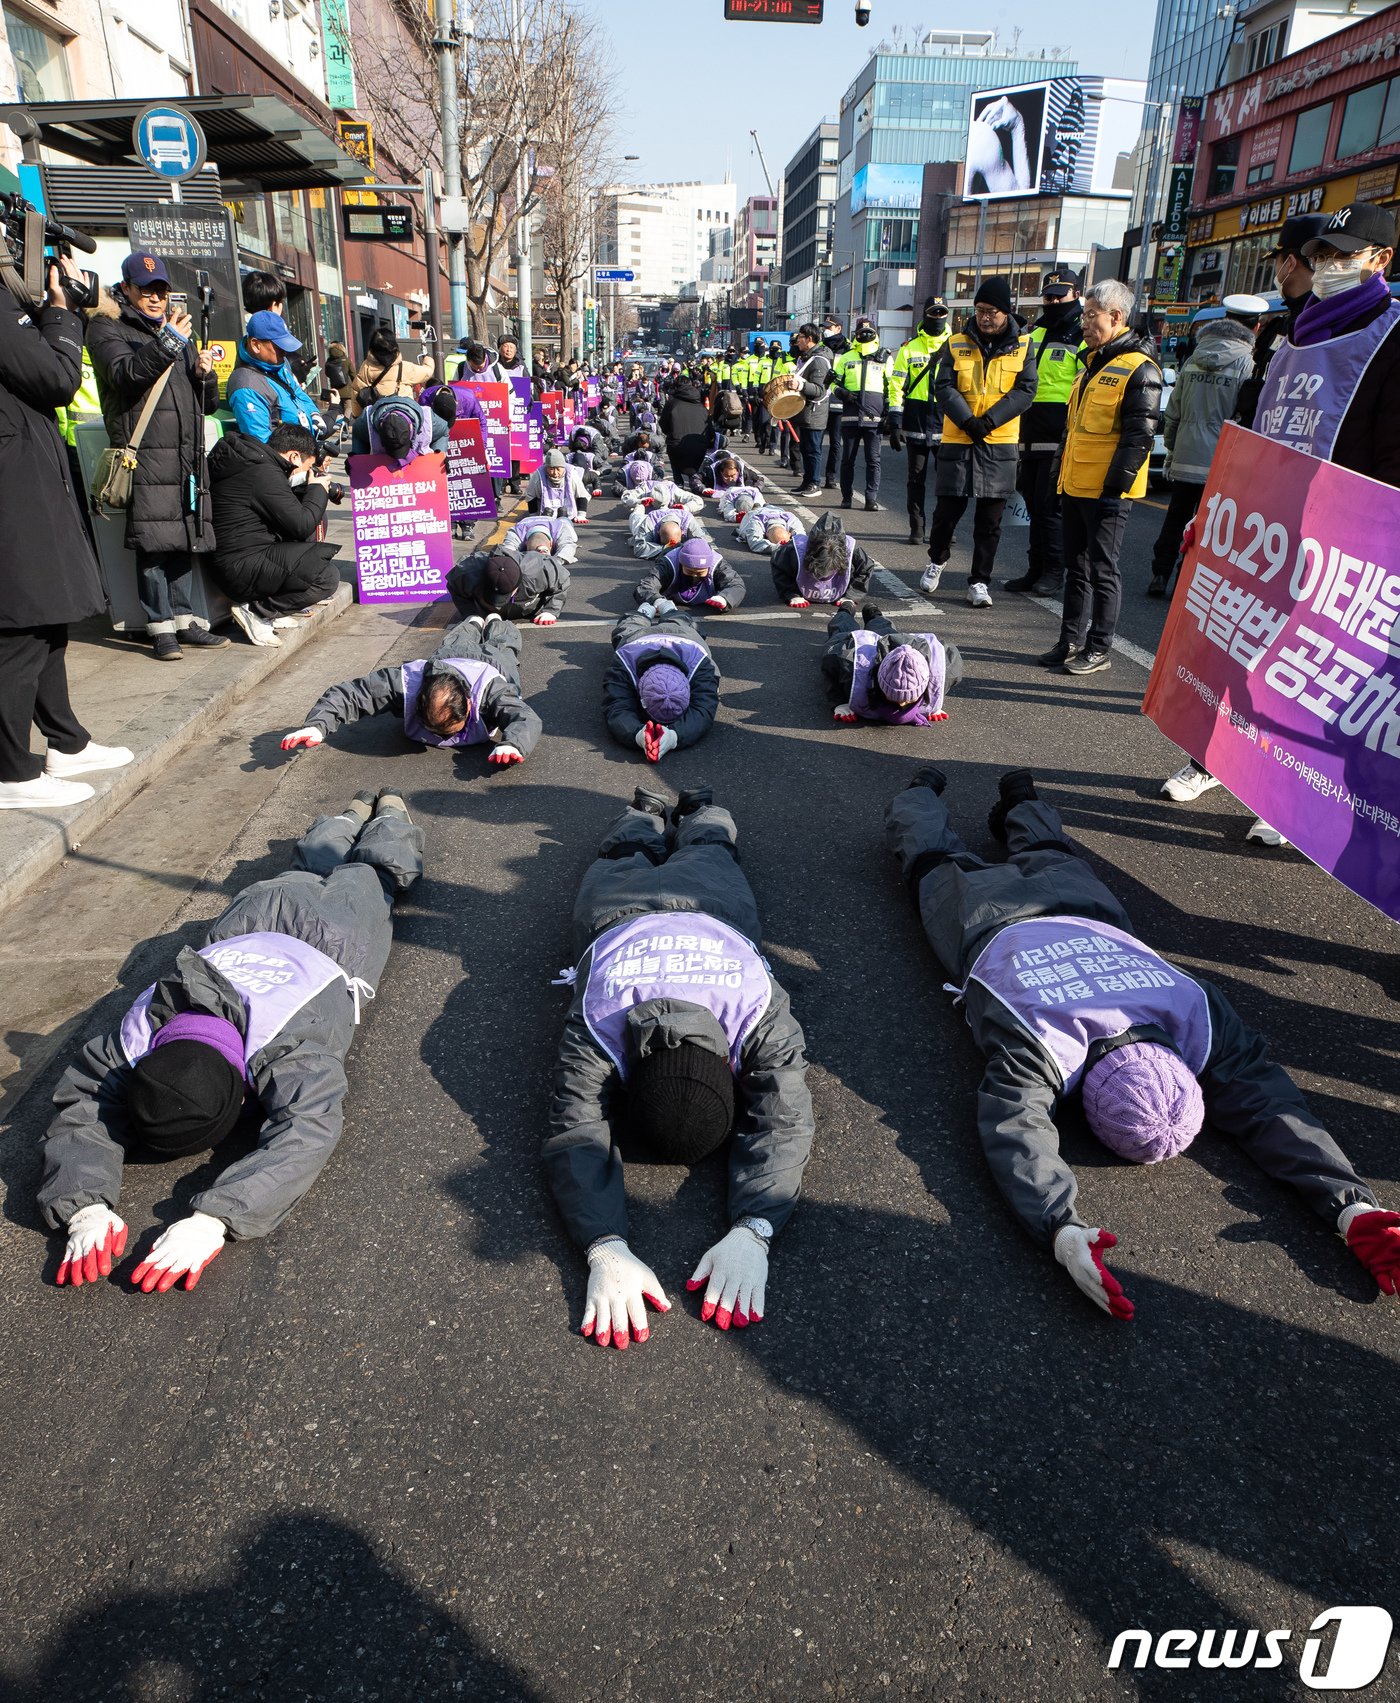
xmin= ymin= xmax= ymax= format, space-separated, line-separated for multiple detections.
xmin=763 ymin=372 xmax=805 ymax=420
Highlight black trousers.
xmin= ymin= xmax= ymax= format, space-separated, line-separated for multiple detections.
xmin=840 ymin=425 xmax=881 ymax=501
xmin=751 ymin=399 xmax=772 ymax=453
xmin=1151 ymin=480 xmax=1204 ymax=584
xmin=219 ymin=541 xmax=341 ymax=617
xmin=906 ymin=442 xmax=937 ymax=530
xmin=0 ymin=624 xmax=90 ymax=783
xmin=823 ymin=416 xmax=843 ymax=484
xmin=1017 ymin=451 xmax=1064 ymax=584
xmin=926 ymin=495 xmax=1008 ymax=587
xmin=798 ymin=426 xmax=823 ymax=488
xmin=1060 ymin=495 xmax=1132 ymax=654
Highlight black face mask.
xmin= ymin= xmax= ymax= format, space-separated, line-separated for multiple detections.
xmin=922 ymin=313 xmax=948 ymax=335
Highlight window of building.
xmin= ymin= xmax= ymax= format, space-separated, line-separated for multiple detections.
xmin=227 ymin=195 xmax=272 ymax=258
xmin=1246 ymin=23 xmax=1284 ymax=74
xmin=3 ymin=6 xmax=72 ymax=101
xmin=1209 ymin=135 xmax=1241 ymax=199
xmin=1383 ymin=77 xmax=1400 ymax=154
xmin=1287 ymin=103 xmax=1332 ymax=176
xmin=272 ymin=192 xmax=310 ymax=253
xmin=1246 ymin=161 xmax=1275 ymax=185
xmin=308 ymin=189 xmax=338 ymax=269
xmin=1337 ymin=79 xmax=1389 ymax=161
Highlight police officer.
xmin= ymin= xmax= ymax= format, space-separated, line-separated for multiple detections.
xmin=1006 ymin=269 xmax=1084 ymax=597
xmin=749 ymin=338 xmax=774 ymax=454
xmin=887 ymin=296 xmax=952 ymax=545
xmin=729 ymin=342 xmax=753 ymax=439
xmin=832 ymin=319 xmax=896 ymax=512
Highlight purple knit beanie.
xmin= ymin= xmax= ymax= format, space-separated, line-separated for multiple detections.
xmin=627 ymin=461 xmax=653 ymax=487
xmin=1081 ymin=1042 xmax=1204 ymax=1163
xmin=151 ymin=1010 xmax=246 ymax=1078
xmin=877 ymin=644 xmax=931 ymax=703
xmin=638 ymin=663 xmax=692 ymax=722
xmin=678 ymin=538 xmax=717 ymax=575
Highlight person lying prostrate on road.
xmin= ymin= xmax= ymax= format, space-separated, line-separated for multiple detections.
xmin=546 ymin=789 xmax=815 ymax=1348
xmin=883 ymin=768 xmax=1400 ymax=1321
xmin=524 ymin=448 xmax=590 ymax=522
xmin=629 ymin=506 xmax=709 ymax=559
xmin=503 ymin=513 xmax=578 ymax=566
xmin=281 ymin=615 xmax=542 ymax=764
xmin=604 ymin=604 xmax=720 ymax=764
xmin=771 ymin=510 xmax=875 ymax=608
xmin=623 ymin=467 xmax=704 ymax=514
xmin=619 ymin=425 xmax=664 ymax=465
xmin=566 ymin=427 xmax=607 ymax=494
xmin=41 ymin=794 xmax=423 ymax=1292
xmin=713 ymin=483 xmax=769 ymax=525
xmin=822 ymin=600 xmax=963 ymax=725
xmin=736 ymin=507 xmax=804 ymax=556
xmin=446 ymin=544 xmax=569 ymax=626
xmin=704 ymin=451 xmax=762 ymax=497
xmin=635 ymin=536 xmax=745 ymax=612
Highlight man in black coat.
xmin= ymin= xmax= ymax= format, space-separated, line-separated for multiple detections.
xmin=659 ymin=375 xmax=711 ymax=492
xmin=0 ymin=254 xmax=131 ymax=811
xmin=86 ymin=253 xmax=226 ymax=661
xmin=207 ymin=423 xmax=341 ymax=647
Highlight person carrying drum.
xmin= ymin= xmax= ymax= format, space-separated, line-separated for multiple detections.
xmin=786 ymin=323 xmax=834 ymax=499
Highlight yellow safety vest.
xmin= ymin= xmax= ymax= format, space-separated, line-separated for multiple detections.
xmin=940 ymin=331 xmax=1033 ymax=447
xmin=1028 ymin=326 xmax=1085 ymax=405
xmin=1058 ymin=348 xmax=1160 ymax=501
xmin=890 ymin=327 xmax=950 ymax=409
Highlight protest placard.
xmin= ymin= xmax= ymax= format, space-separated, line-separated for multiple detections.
xmin=1142 ymin=423 xmax=1400 ymax=921
xmin=458 ymin=379 xmax=511 ymax=477
xmin=520 ymin=403 xmax=545 ymax=473
xmin=541 ymin=390 xmax=563 ymax=433
xmin=349 ymin=452 xmax=453 ymax=605
xmin=445 ymin=418 xmax=497 ymax=524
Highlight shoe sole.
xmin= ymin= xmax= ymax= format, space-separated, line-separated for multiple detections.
xmin=0 ymin=786 xmax=95 ymax=808
xmin=45 ymin=754 xmax=133 ymax=778
xmin=230 ymin=607 xmax=280 ymax=648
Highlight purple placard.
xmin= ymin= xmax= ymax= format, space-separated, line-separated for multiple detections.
xmin=445 ymin=418 xmax=497 ymax=524
xmin=519 ymin=403 xmax=545 ymax=473
xmin=459 ymin=379 xmax=511 ymax=477
xmin=349 ymin=452 xmax=453 ymax=605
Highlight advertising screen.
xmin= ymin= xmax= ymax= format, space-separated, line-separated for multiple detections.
xmin=964 ymin=76 xmax=1143 ymax=200
xmin=850 ymin=162 xmax=925 ymax=215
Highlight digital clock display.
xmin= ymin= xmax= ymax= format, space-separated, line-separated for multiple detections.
xmin=723 ymin=0 xmax=824 ymax=22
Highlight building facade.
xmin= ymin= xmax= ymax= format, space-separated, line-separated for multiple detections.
xmin=731 ymin=193 xmax=778 ymax=313
xmin=1184 ymin=2 xmax=1400 ymax=302
xmin=596 ymin=180 xmax=737 ymax=303
xmin=942 ymin=196 xmax=1134 ymax=308
xmin=829 ymin=30 xmax=1081 ymax=319
xmin=778 ymin=120 xmax=839 ymax=324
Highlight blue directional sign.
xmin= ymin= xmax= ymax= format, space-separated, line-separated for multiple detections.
xmin=594 ymin=267 xmax=636 ymax=283
xmin=132 ymin=104 xmax=207 ymax=183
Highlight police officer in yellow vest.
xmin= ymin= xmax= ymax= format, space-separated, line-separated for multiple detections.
xmin=832 ymin=318 xmax=895 ymax=511
xmin=1041 ymin=280 xmax=1162 ymax=676
xmin=1006 ymin=269 xmax=1084 ymax=598
xmin=922 ymin=277 xmax=1037 ymax=608
xmin=729 ymin=345 xmax=753 ymax=439
xmin=887 ymin=295 xmax=952 ymax=545
xmin=749 ymin=338 xmax=775 ymax=454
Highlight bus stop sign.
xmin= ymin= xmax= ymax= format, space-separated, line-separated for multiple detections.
xmin=132 ymin=105 xmax=208 ymax=183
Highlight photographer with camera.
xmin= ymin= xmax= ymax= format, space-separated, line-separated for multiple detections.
xmin=86 ymin=251 xmax=226 ymax=662
xmin=0 ymin=247 xmax=134 ymax=809
xmin=207 ymin=422 xmax=342 ymax=646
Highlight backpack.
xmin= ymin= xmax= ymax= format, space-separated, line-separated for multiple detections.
xmin=714 ymin=389 xmax=743 ymax=428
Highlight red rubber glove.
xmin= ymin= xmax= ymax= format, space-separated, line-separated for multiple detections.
xmin=488 ymin=745 xmax=523 ymax=767
xmin=704 ymin=596 xmax=728 ymax=610
xmin=56 ymin=1205 xmax=128 ymax=1287
xmin=926 ymin=710 xmax=949 ymax=723
xmin=833 ymin=703 xmax=858 ymax=724
xmin=533 ymin=610 xmax=558 ymax=626
xmin=1181 ymin=517 xmax=1197 ymax=554
xmin=1345 ymin=1207 xmax=1400 ymax=1295
xmin=130 ymin=1211 xmax=225 ymax=1294
xmin=281 ymin=726 xmax=325 ymax=751
xmin=789 ymin=596 xmax=810 ymax=609
xmin=1054 ymin=1226 xmax=1135 ymax=1321
xmin=703 ymin=488 xmax=715 ymax=498
xmin=643 ymin=720 xmax=664 ymax=763
xmin=575 ymin=515 xmax=590 ymax=525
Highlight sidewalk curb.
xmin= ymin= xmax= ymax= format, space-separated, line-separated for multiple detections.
xmin=0 ymin=583 xmax=354 ymax=918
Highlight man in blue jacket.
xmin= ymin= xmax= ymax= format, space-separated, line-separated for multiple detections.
xmin=226 ymin=311 xmax=324 ymax=444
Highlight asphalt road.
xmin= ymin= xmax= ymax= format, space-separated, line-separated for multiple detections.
xmin=0 ymin=436 xmax=1396 ymax=1703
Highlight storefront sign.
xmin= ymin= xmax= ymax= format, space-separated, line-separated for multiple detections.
xmin=336 ymin=119 xmax=374 ymax=174
xmin=1354 ymin=165 xmax=1398 ymax=202
xmin=1162 ymin=166 xmax=1193 ymax=241
xmin=1171 ymin=96 xmax=1204 ymax=164
xmin=349 ymin=453 xmax=453 ymax=605
xmin=320 ymin=0 xmax=357 ymax=109
xmin=1143 ymin=425 xmax=1400 ymax=921
xmin=445 ymin=419 xmax=497 ymax=524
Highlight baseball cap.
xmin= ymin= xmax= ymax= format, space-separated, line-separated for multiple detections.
xmin=246 ymin=309 xmax=301 ymax=352
xmin=1264 ymin=213 xmax=1327 ymax=258
xmin=121 ymin=251 xmax=170 ymax=288
xmin=1041 ymin=268 xmax=1083 ymax=297
xmin=1303 ymin=203 xmax=1399 ymax=257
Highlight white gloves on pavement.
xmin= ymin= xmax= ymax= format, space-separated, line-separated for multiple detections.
xmin=688 ymin=1224 xmax=768 ymax=1330
xmin=131 ymin=1211 xmax=227 ymax=1294
xmin=57 ymin=1204 xmax=128 ymax=1287
xmin=281 ymin=726 xmax=325 ymax=751
xmin=653 ymin=598 xmax=676 ymax=615
xmin=655 ymin=728 xmax=678 ymax=758
xmin=533 ymin=610 xmax=558 ymax=626
xmin=1053 ymin=1225 xmax=1135 ymax=1321
xmin=833 ymin=703 xmax=858 ymax=724
xmin=581 ymin=1238 xmax=671 ymax=1350
xmin=636 ymin=603 xmax=656 ymax=619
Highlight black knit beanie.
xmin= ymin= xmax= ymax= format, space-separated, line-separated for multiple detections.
xmin=128 ymin=1040 xmax=244 ymax=1156
xmin=974 ymin=276 xmax=1013 ymax=315
xmin=627 ymin=1041 xmax=735 ymax=1163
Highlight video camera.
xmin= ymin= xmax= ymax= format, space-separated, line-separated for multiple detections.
xmin=0 ymin=192 xmax=99 ymax=310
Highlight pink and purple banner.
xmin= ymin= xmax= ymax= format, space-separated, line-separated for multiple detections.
xmin=444 ymin=419 xmax=497 ymax=525
xmin=520 ymin=403 xmax=545 ymax=473
xmin=349 ymin=452 xmax=453 ymax=606
xmin=1143 ymin=423 xmax=1400 ymax=921
xmin=541 ymin=389 xmax=563 ymax=434
xmin=459 ymin=379 xmax=511 ymax=477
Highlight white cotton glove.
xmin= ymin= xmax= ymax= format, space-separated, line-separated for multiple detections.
xmin=656 ymin=727 xmax=678 ymax=758
xmin=789 ymin=596 xmax=810 ymax=609
xmin=487 ymin=744 xmax=523 ymax=767
xmin=281 ymin=725 xmax=325 ymax=751
xmin=636 ymin=602 xmax=656 ymax=619
xmin=1053 ymin=1225 xmax=1135 ymax=1321
xmin=653 ymin=597 xmax=676 ymax=615
xmin=833 ymin=702 xmax=858 ymax=724
xmin=130 ymin=1211 xmax=226 ymax=1295
xmin=56 ymin=1204 xmax=128 ymax=1287
xmin=581 ymin=1238 xmax=671 ymax=1349
xmin=688 ymin=1224 xmax=769 ymax=1330
xmin=533 ymin=610 xmax=558 ymax=626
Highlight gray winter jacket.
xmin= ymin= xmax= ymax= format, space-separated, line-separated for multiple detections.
xmin=447 ymin=547 xmax=571 ymax=617
xmin=546 ymin=838 xmax=814 ymax=1247
xmin=603 ymin=611 xmax=721 ymax=750
xmin=885 ymin=785 xmax=1378 ymax=1248
xmin=38 ymin=859 xmax=405 ymax=1240
xmin=302 ymin=620 xmax=542 ymax=756
xmin=1163 ymin=318 xmax=1256 ymax=484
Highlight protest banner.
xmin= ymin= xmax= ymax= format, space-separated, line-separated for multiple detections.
xmin=1142 ymin=423 xmax=1400 ymax=921
xmin=508 ymin=377 xmax=533 ymax=458
xmin=520 ymin=403 xmax=545 ymax=473
xmin=445 ymin=418 xmax=497 ymax=524
xmin=458 ymin=379 xmax=511 ymax=477
xmin=541 ymin=389 xmax=563 ymax=433
xmin=349 ymin=452 xmax=453 ymax=606
xmin=584 ymin=376 xmax=600 ymax=412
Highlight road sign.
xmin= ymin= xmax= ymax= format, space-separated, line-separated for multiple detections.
xmin=594 ymin=268 xmax=635 ymax=283
xmin=723 ymin=0 xmax=823 ymax=20
xmin=132 ymin=104 xmax=207 ymax=183
xmin=342 ymin=205 xmax=414 ymax=243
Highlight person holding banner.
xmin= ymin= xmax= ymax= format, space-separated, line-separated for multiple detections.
xmin=447 ymin=542 xmax=570 ymax=625
xmin=823 ymin=603 xmax=962 ymax=726
xmin=883 ymin=768 xmax=1400 ymax=1322
xmin=630 ymin=507 xmax=709 ymax=560
xmin=544 ymin=791 xmax=815 ymax=1349
xmin=41 ymin=793 xmax=423 ymax=1292
xmin=604 ymin=605 xmax=721 ymax=763
xmin=524 ymin=448 xmax=590 ymax=522
xmin=635 ymin=537 xmax=745 ymax=613
xmin=282 ymin=613 xmax=541 ymax=762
